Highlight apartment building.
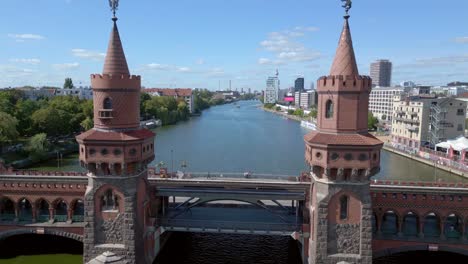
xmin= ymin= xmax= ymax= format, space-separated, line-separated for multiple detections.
xmin=144 ymin=88 xmax=194 ymax=113
xmin=391 ymin=96 xmax=466 ymax=151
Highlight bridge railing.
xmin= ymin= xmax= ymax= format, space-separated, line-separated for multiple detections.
xmin=370 ymin=179 xmax=468 ymax=189
xmin=149 ymin=170 xmax=300 ymax=182
xmin=158 ymin=218 xmax=301 ymax=233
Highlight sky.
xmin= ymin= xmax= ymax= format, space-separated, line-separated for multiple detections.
xmin=0 ymin=0 xmax=467 ymax=90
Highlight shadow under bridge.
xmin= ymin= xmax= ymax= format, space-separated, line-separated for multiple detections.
xmin=151 ymin=176 xmax=310 ymax=236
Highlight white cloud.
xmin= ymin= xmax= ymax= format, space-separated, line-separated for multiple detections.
xmin=397 ymin=54 xmax=468 ymax=69
xmin=9 ymin=58 xmax=41 ymax=65
xmin=454 ymin=37 xmax=468 ymax=43
xmin=53 ymin=62 xmax=80 ymax=70
xmin=8 ymin=34 xmax=45 ymax=42
xmin=72 ymin=49 xmax=105 ymax=61
xmin=145 ymin=63 xmax=171 ymax=70
xmin=177 ymin=67 xmax=192 ymax=73
xmin=257 ymin=58 xmax=285 ymax=65
xmin=259 ymin=26 xmax=321 ymax=65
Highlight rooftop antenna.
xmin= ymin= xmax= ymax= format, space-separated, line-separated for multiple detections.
xmin=275 ymin=69 xmax=279 ymax=77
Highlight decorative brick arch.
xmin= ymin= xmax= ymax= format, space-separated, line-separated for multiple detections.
xmin=374 ymin=245 xmax=468 ymax=258
xmin=0 ymin=228 xmax=83 ymax=242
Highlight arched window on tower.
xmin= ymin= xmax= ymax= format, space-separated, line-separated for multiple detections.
xmin=99 ymin=98 xmax=113 ymax=119
xmin=340 ymin=195 xmax=348 ymax=220
xmin=101 ymin=189 xmax=119 ymax=211
xmin=325 ymin=100 xmax=334 ymax=118
xmin=103 ymin=98 xmax=113 ymax=110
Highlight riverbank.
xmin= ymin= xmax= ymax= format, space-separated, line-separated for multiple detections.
xmin=261 ymin=106 xmax=310 ymax=123
xmin=382 ymin=144 xmax=468 ymax=179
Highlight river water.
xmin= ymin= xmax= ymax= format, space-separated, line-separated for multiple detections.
xmin=10 ymin=100 xmax=468 ymax=263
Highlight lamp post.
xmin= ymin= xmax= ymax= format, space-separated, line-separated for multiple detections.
xmin=171 ymin=149 xmax=174 ymax=174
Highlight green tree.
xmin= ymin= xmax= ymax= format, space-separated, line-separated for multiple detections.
xmin=14 ymin=99 xmax=40 ymax=136
xmin=31 ymin=107 xmax=68 ymax=136
xmin=275 ymin=106 xmax=281 ymax=111
xmin=368 ymin=112 xmax=379 ymax=130
xmin=308 ymin=109 xmax=317 ymax=119
xmin=27 ymin=133 xmax=49 ymax=162
xmin=63 ymin=78 xmax=74 ymax=89
xmin=0 ymin=112 xmax=19 ymax=150
xmin=80 ymin=117 xmax=94 ymax=131
xmin=293 ymin=109 xmax=304 ymax=117
xmin=287 ymin=109 xmax=294 ymax=115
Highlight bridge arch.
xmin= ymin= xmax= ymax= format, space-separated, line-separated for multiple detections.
xmin=445 ymin=213 xmax=463 ymax=239
xmin=0 ymin=197 xmax=15 ymax=221
xmin=422 ymin=211 xmax=441 ymax=238
xmin=402 ymin=211 xmax=419 ymax=237
xmin=17 ymin=197 xmax=33 ymax=222
xmin=0 ymin=229 xmax=82 ymax=243
xmin=374 ymin=245 xmax=468 ymax=259
xmin=380 ymin=209 xmax=399 ymax=235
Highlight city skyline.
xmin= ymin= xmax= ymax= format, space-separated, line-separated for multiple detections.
xmin=0 ymin=0 xmax=467 ymax=89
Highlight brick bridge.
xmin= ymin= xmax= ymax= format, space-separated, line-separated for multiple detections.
xmin=1 ymin=167 xmax=468 ymax=262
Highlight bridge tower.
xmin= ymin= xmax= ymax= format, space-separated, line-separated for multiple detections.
xmin=304 ymin=7 xmax=383 ymax=264
xmin=75 ymin=12 xmax=155 ymax=264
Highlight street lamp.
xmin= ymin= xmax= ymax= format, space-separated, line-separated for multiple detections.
xmin=181 ymin=160 xmax=187 ymax=174
xmin=171 ymin=149 xmax=174 ymax=174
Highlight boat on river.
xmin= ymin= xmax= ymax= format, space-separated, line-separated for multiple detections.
xmin=301 ymin=120 xmax=317 ymax=130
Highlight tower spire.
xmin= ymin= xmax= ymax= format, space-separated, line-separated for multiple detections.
xmin=103 ymin=0 xmax=129 ymax=75
xmin=329 ymin=1 xmax=358 ymax=76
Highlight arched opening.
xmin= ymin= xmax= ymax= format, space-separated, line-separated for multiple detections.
xmin=103 ymin=97 xmax=112 ymax=109
xmin=445 ymin=213 xmax=462 ymax=239
xmin=72 ymin=200 xmax=84 ymax=222
xmin=325 ymin=100 xmax=334 ymax=119
xmin=36 ymin=199 xmax=50 ymax=222
xmin=423 ymin=212 xmax=441 ymax=238
xmin=402 ymin=212 xmax=418 ymax=237
xmin=0 ymin=234 xmax=82 ymax=259
xmin=374 ymin=250 xmax=468 ymax=264
xmin=0 ymin=197 xmax=15 ymax=221
xmin=18 ymin=198 xmax=32 ymax=222
xmin=54 ymin=200 xmax=68 ymax=222
xmin=339 ymin=196 xmax=348 ymax=220
xmin=101 ymin=189 xmax=119 ymax=212
xmin=381 ymin=210 xmax=398 ymax=235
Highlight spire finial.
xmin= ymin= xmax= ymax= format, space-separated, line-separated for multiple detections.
xmin=109 ymin=0 xmax=119 ymax=21
xmin=341 ymin=0 xmax=352 ymax=19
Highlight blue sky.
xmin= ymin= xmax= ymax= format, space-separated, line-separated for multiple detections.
xmin=1 ymin=0 xmax=467 ymax=90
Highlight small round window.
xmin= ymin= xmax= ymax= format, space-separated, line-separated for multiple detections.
xmin=129 ymin=148 xmax=137 ymax=156
xmin=344 ymin=153 xmax=353 ymax=161
xmin=101 ymin=149 xmax=108 ymax=156
xmin=331 ymin=153 xmax=339 ymax=161
xmin=315 ymin=152 xmax=322 ymax=160
xmin=113 ymin=149 xmax=122 ymax=156
xmin=358 ymin=153 xmax=368 ymax=161
xmin=89 ymin=149 xmax=96 ymax=155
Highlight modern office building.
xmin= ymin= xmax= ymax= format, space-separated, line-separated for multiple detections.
xmin=368 ymin=87 xmax=407 ymax=122
xmin=264 ymin=75 xmax=280 ymax=104
xmin=295 ymin=90 xmax=317 ymax=109
xmin=294 ymin=77 xmax=305 ymax=92
xmin=370 ymin=59 xmax=392 ymax=87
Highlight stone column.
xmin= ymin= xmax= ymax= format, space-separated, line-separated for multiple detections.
xmin=31 ymin=204 xmax=37 ymax=223
xmin=418 ymin=219 xmax=425 ymax=238
xmin=397 ymin=216 xmax=403 ymax=237
xmin=376 ymin=213 xmax=383 ymax=236
xmin=48 ymin=207 xmax=55 ymax=223
xmin=14 ymin=206 xmax=19 ymax=222
xmin=440 ymin=217 xmax=446 ymax=240
xmin=110 ymin=163 xmax=116 ymax=176
xmin=337 ymin=168 xmax=344 ymax=182
xmin=67 ymin=208 xmax=73 ymax=224
xmin=351 ymin=169 xmax=359 ymax=182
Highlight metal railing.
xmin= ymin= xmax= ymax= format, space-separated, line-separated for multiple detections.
xmin=158 ymin=218 xmax=301 ymax=233
xmin=0 ymin=214 xmax=15 ymax=221
xmin=54 ymin=214 xmax=68 ymax=222
xmin=152 ymin=172 xmax=300 ymax=182
xmin=72 ymin=215 xmax=84 ymax=222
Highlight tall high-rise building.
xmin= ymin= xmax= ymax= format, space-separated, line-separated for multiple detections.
xmin=294 ymin=77 xmax=305 ymax=92
xmin=264 ymin=72 xmax=280 ymax=104
xmin=370 ymin=59 xmax=392 ymax=87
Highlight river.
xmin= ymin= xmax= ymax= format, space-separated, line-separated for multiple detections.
xmin=9 ymin=100 xmax=467 ymax=264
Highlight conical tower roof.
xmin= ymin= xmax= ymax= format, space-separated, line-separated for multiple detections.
xmin=103 ymin=19 xmax=130 ymax=75
xmin=329 ymin=17 xmax=359 ymax=76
